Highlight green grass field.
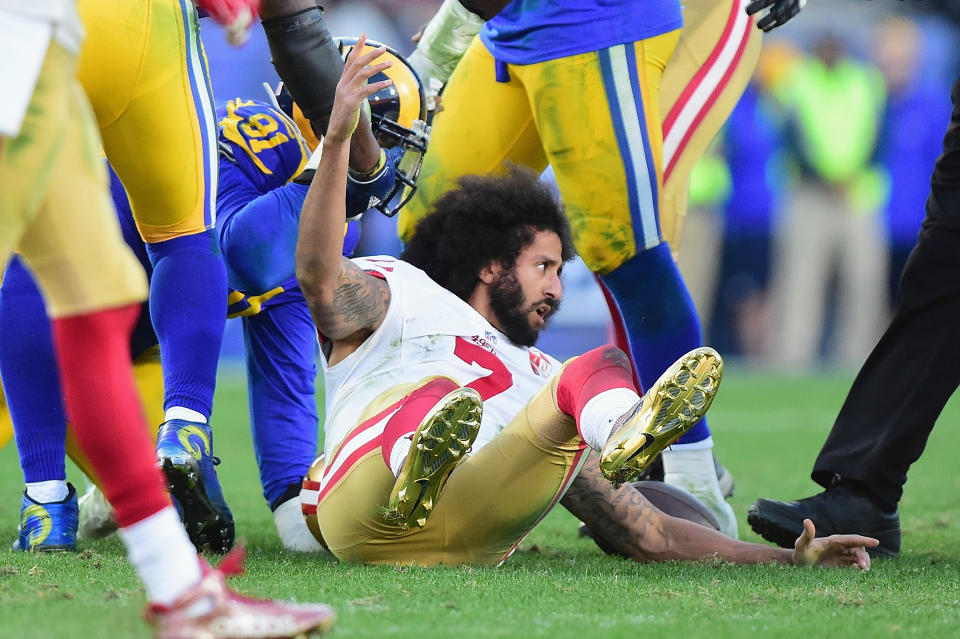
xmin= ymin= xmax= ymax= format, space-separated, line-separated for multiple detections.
xmin=1 ymin=367 xmax=960 ymax=638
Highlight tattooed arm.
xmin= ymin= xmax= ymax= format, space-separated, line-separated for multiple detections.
xmin=296 ymin=37 xmax=394 ymax=342
xmin=561 ymin=453 xmax=876 ymax=568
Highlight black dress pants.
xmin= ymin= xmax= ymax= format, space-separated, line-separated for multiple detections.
xmin=811 ymin=77 xmax=960 ymax=511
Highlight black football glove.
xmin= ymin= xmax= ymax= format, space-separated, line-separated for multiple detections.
xmin=746 ymin=0 xmax=806 ymax=32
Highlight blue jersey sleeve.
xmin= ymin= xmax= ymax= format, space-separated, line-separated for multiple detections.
xmin=220 ymin=182 xmax=361 ymax=297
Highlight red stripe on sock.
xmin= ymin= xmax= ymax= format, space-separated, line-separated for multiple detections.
xmin=52 ymin=305 xmax=170 ymax=528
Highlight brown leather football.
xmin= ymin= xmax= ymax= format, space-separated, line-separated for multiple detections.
xmin=579 ymin=480 xmax=722 ymax=556
xmin=631 ymin=481 xmax=722 ymax=531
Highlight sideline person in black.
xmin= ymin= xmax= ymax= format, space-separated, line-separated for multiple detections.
xmin=747 ymin=76 xmax=960 ymax=558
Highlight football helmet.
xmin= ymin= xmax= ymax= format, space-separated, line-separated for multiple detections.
xmin=273 ymin=37 xmax=430 ymax=217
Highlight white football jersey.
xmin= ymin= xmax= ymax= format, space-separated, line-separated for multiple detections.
xmin=321 ymin=256 xmax=561 ymax=459
xmin=0 ymin=2 xmax=83 ymax=52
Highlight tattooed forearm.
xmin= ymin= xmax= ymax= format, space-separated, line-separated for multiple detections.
xmin=561 ymin=452 xmax=667 ymax=561
xmin=563 ymin=453 xmax=793 ymax=565
xmin=306 ymin=257 xmax=390 ymax=340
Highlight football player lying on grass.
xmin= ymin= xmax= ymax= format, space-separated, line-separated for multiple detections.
xmin=294 ymin=36 xmax=879 ymax=570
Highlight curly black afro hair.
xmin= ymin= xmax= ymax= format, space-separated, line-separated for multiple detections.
xmin=400 ymin=166 xmax=576 ymax=302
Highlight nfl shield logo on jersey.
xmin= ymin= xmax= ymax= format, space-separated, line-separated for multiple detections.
xmin=529 ymin=348 xmax=552 ymax=377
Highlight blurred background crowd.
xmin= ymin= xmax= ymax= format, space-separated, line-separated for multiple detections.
xmin=200 ymin=0 xmax=960 ymax=370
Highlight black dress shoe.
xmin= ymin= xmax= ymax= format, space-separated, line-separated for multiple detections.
xmin=747 ymin=485 xmax=901 ymax=557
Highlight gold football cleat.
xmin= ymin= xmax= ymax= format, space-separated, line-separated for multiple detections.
xmin=385 ymin=387 xmax=483 ymax=530
xmin=599 ymin=347 xmax=723 ymax=486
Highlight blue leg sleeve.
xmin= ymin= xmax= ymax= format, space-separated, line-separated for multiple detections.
xmin=242 ymin=298 xmax=320 ymax=508
xmin=0 ymin=258 xmax=67 ymax=482
xmin=145 ymin=230 xmax=227 ymax=417
xmin=599 ymin=243 xmax=711 ymax=444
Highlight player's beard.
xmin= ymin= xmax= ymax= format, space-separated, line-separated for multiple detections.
xmin=488 ymin=269 xmax=560 ymax=347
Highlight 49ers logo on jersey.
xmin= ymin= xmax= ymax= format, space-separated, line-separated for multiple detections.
xmin=529 ymin=348 xmax=552 ymax=377
xmin=470 ymin=334 xmax=496 ymax=354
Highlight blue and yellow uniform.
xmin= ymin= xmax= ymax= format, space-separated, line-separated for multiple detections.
xmin=75 ymin=0 xmax=228 ymax=455
xmin=400 ymin=0 xmax=681 ymax=272
xmin=215 ymin=98 xmax=359 ymax=507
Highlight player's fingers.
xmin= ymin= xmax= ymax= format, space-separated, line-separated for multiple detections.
xmin=359 ymin=78 xmax=393 ymax=99
xmin=344 ymin=49 xmax=389 ymax=88
xmin=224 ymin=7 xmax=252 ymax=46
xmin=348 ymin=33 xmax=368 ymax=63
xmin=412 ymin=24 xmax=426 ymax=44
xmin=356 ymin=60 xmax=393 ymax=83
xmin=756 ymin=13 xmax=776 ymax=31
xmin=745 ymin=0 xmax=773 ymax=16
xmin=829 ymin=534 xmax=879 ymax=548
xmin=349 ymin=45 xmax=389 ymax=75
xmin=801 ymin=518 xmax=816 ymax=542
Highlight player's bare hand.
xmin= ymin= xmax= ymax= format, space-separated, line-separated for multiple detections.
xmin=792 ymin=519 xmax=878 ymax=570
xmin=327 ymin=33 xmax=393 ymax=144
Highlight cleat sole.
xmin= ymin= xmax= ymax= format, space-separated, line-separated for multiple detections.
xmin=385 ymin=387 xmax=482 ymax=530
xmin=160 ymin=457 xmax=235 ymax=554
xmin=600 ymin=347 xmax=723 ymax=486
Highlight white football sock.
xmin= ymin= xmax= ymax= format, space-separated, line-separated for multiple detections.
xmin=118 ymin=506 xmax=204 ymax=606
xmin=164 ymin=406 xmax=207 ymax=424
xmin=26 ymin=479 xmax=69 ymax=503
xmin=577 ymin=388 xmax=641 ymax=451
xmin=273 ymin=496 xmax=326 ymax=553
xmin=662 ymin=443 xmax=739 ymax=539
xmin=389 ymin=436 xmax=414 ymax=477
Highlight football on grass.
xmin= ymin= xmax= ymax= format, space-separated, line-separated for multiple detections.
xmin=579 ymin=480 xmax=721 ymax=555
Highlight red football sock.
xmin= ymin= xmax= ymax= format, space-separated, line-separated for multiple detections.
xmin=52 ymin=304 xmax=170 ymax=528
xmin=380 ymin=377 xmax=460 ymax=471
xmin=555 ymin=345 xmax=637 ymax=423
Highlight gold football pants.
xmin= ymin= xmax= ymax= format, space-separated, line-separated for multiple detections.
xmin=313 ymin=368 xmax=588 ymax=565
xmin=0 ymin=42 xmax=147 ymax=318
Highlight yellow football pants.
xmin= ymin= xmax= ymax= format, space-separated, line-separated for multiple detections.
xmin=400 ymin=31 xmax=678 ymax=275
xmin=77 ymin=0 xmax=217 ymax=242
xmin=400 ymin=0 xmax=762 ymax=267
